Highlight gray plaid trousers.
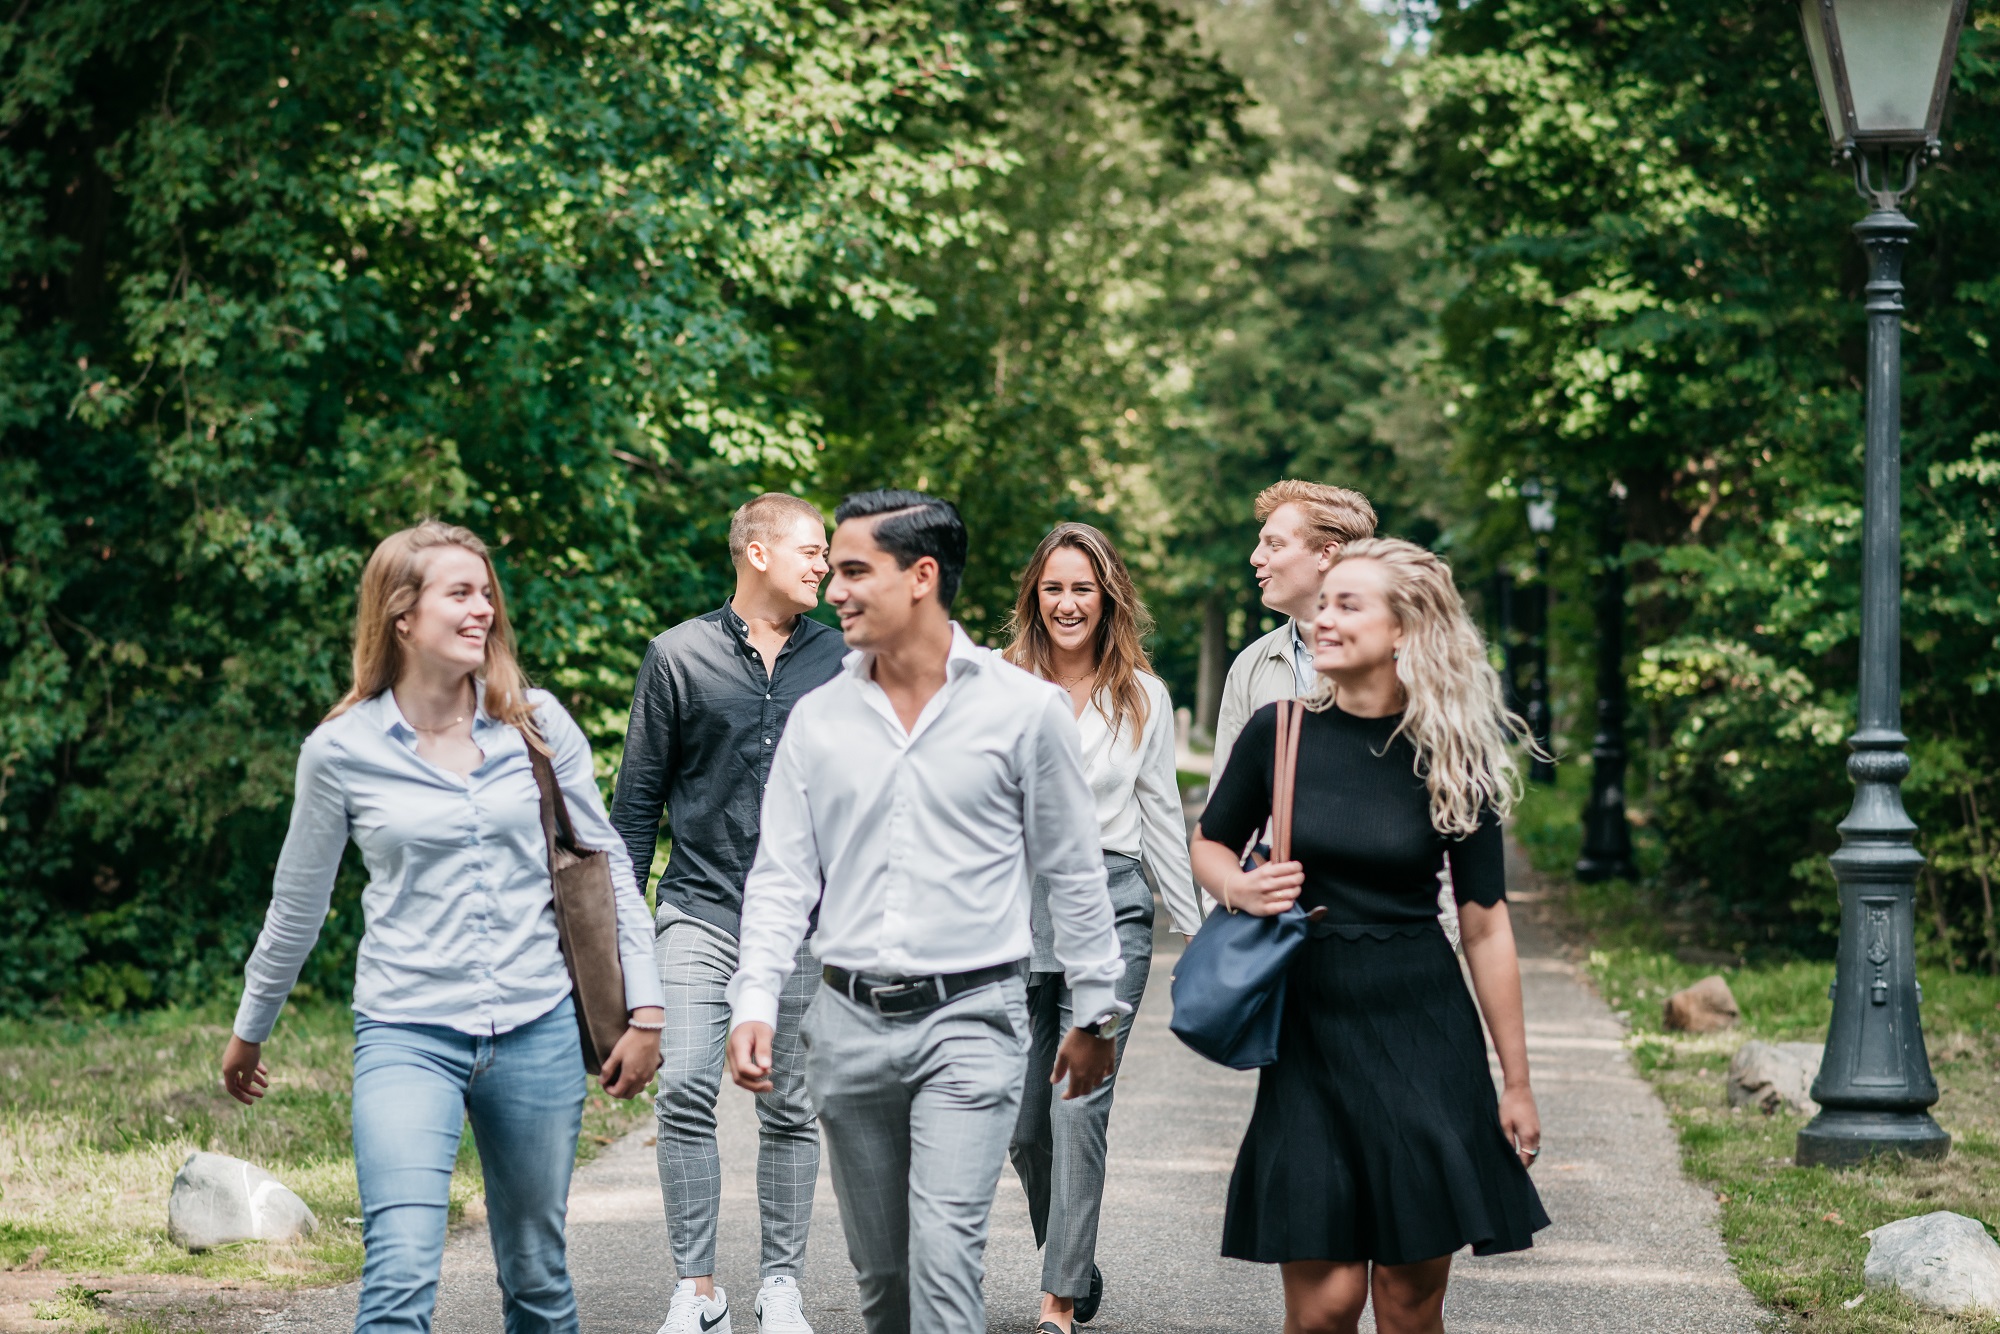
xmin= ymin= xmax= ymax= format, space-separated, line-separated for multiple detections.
xmin=652 ymin=905 xmax=819 ymax=1280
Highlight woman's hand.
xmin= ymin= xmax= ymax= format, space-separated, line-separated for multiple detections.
xmin=599 ymin=1008 xmax=665 ymax=1100
xmin=221 ymin=1035 xmax=269 ymax=1106
xmin=1225 ymin=858 xmax=1305 ymax=916
xmin=1500 ymin=1084 xmax=1541 ymax=1168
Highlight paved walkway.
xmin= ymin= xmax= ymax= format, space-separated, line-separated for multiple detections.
xmin=268 ymin=845 xmax=1764 ymax=1333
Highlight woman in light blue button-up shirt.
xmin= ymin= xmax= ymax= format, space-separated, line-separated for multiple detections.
xmin=220 ymin=521 xmax=664 ymax=1334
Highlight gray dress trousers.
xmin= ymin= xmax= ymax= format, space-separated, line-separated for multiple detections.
xmin=1010 ymin=852 xmax=1156 ymax=1296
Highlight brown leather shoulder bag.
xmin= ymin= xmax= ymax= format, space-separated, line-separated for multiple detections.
xmin=525 ymin=739 xmax=630 ymax=1076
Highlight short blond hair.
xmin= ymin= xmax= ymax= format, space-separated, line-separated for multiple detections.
xmin=728 ymin=493 xmax=826 ymax=565
xmin=1254 ymin=480 xmax=1377 ymax=550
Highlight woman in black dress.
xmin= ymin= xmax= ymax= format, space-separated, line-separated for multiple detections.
xmin=1191 ymin=537 xmax=1548 ymax=1334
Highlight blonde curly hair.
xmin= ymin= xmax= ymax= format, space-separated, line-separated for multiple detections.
xmin=1304 ymin=537 xmax=1541 ymax=836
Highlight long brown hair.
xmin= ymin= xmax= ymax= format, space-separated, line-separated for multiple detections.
xmin=324 ymin=520 xmax=546 ymax=750
xmin=1003 ymin=522 xmax=1155 ymax=737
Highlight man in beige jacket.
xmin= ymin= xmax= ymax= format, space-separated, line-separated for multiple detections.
xmin=1209 ymin=480 xmax=1378 ymax=784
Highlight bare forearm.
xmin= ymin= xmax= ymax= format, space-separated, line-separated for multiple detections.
xmin=1190 ymin=834 xmax=1241 ymax=906
xmin=1460 ymin=902 xmax=1531 ymax=1090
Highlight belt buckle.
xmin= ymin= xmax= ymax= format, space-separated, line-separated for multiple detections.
xmin=868 ymin=978 xmax=939 ymax=1016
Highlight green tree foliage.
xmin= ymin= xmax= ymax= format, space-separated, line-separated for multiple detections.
xmin=0 ymin=0 xmax=1244 ymax=1012
xmin=1142 ymin=0 xmax=1452 ymax=722
xmin=1408 ymin=1 xmax=2000 ymax=958
xmin=793 ymin=1 xmax=1254 ymax=638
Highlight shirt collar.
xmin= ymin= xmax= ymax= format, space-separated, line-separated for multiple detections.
xmin=1263 ymin=621 xmax=1300 ymax=662
xmin=375 ymin=678 xmax=495 ymax=738
xmin=841 ymin=621 xmax=984 ymax=681
xmin=718 ymin=598 xmax=749 ymax=638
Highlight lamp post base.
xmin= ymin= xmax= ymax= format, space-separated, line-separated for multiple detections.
xmin=1796 ymin=1108 xmax=1951 ymax=1168
xmin=1574 ymin=852 xmax=1638 ymax=883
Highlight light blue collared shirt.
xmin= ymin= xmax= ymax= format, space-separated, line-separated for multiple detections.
xmin=232 ymin=686 xmax=664 ymax=1042
xmin=1289 ymin=620 xmax=1317 ymax=694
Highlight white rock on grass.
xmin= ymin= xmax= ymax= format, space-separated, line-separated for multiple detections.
xmin=1863 ymin=1211 xmax=2000 ymax=1314
xmin=1725 ymin=1040 xmax=1823 ymax=1116
xmin=167 ymin=1151 xmax=318 ymax=1251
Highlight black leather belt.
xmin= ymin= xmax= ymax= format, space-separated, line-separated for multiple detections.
xmin=823 ymin=960 xmax=1025 ymax=1018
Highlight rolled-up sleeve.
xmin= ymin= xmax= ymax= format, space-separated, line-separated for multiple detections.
xmin=233 ymin=733 xmax=349 ymax=1043
xmin=543 ymin=700 xmax=666 ymax=1014
xmin=1136 ymin=689 xmax=1203 ymax=935
xmin=727 ymin=720 xmax=822 ymax=1031
xmin=1021 ymin=690 xmax=1126 ymax=1025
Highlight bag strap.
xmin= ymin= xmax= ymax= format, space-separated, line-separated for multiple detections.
xmin=523 ymin=729 xmax=577 ymax=855
xmin=1270 ymin=700 xmax=1303 ymax=864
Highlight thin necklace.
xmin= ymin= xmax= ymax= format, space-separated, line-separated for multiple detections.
xmin=403 ymin=687 xmax=474 ymax=734
xmin=1052 ymin=666 xmax=1097 ymax=690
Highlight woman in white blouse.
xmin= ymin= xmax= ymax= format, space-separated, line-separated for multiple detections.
xmin=218 ymin=521 xmax=664 ymax=1334
xmin=1003 ymin=522 xmax=1201 ymax=1334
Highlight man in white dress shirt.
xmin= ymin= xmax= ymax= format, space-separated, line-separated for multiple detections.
xmin=724 ymin=489 xmax=1127 ymax=1334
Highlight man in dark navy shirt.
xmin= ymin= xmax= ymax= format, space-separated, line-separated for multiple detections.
xmin=611 ymin=492 xmax=845 ymax=1334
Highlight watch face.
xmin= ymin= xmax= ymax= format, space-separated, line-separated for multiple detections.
xmin=1095 ymin=1015 xmax=1122 ymax=1039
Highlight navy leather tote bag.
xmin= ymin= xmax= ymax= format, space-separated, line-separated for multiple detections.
xmin=1171 ymin=700 xmax=1321 ymax=1070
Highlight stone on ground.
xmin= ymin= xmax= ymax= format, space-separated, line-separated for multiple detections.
xmin=1862 ymin=1211 xmax=2000 ymax=1315
xmin=1725 ymin=1040 xmax=1821 ymax=1116
xmin=1663 ymin=974 xmax=1739 ymax=1033
xmin=168 ymin=1152 xmax=317 ymax=1251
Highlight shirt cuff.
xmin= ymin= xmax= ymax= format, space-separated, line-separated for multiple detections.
xmin=1067 ymin=981 xmax=1132 ymax=1031
xmin=232 ymin=993 xmax=282 ymax=1045
xmin=729 ymin=986 xmax=781 ymax=1032
xmin=622 ymin=951 xmax=667 ymax=1013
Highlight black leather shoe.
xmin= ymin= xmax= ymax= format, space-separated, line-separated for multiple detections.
xmin=1037 ymin=1324 xmax=1069 ymax=1334
xmin=1074 ymin=1264 xmax=1104 ymax=1325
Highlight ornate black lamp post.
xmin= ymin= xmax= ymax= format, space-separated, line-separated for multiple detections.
xmin=1576 ymin=485 xmax=1637 ymax=883
xmin=1519 ymin=481 xmax=1557 ymax=784
xmin=1792 ymin=0 xmax=1966 ymax=1169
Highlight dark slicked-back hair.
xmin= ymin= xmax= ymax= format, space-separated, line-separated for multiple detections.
xmin=834 ymin=489 xmax=969 ymax=609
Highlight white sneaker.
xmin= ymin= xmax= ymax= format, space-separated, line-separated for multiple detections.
xmin=656 ymin=1279 xmax=730 ymax=1334
xmin=754 ymin=1276 xmax=813 ymax=1333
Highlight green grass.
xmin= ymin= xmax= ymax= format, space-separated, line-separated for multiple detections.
xmin=1520 ymin=774 xmax=2000 ymax=1331
xmin=0 ymin=1000 xmax=651 ymax=1289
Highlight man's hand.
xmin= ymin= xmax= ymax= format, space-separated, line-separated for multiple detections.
xmin=220 ymin=1035 xmax=269 ymax=1107
xmin=1051 ymin=1027 xmax=1115 ymax=1100
xmin=727 ymin=1021 xmax=776 ymax=1093
xmin=599 ymin=1008 xmax=666 ymax=1100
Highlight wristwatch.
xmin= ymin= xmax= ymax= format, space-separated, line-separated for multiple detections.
xmin=1084 ymin=1012 xmax=1123 ymax=1041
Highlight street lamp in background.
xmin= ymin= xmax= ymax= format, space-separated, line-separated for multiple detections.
xmin=1520 ymin=480 xmax=1557 ymax=784
xmin=1576 ymin=483 xmax=1638 ymax=884
xmin=1791 ymin=0 xmax=1966 ymax=1169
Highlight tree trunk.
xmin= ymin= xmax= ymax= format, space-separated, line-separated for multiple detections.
xmin=1195 ymin=593 xmax=1227 ymax=743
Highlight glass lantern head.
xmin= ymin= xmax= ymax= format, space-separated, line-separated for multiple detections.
xmin=1798 ymin=0 xmax=1968 ymax=152
xmin=1520 ymin=480 xmax=1558 ymax=535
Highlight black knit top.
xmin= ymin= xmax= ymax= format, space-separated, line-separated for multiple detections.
xmin=1198 ymin=701 xmax=1505 ymax=924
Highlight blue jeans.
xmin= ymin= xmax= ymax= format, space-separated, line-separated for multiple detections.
xmin=351 ymin=996 xmax=586 ymax=1334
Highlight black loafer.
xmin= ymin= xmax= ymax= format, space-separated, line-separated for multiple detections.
xmin=1037 ymin=1324 xmax=1069 ymax=1334
xmin=1074 ymin=1264 xmax=1104 ymax=1325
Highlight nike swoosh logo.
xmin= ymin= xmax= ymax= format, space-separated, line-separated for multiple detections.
xmin=699 ymin=1309 xmax=726 ymax=1332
